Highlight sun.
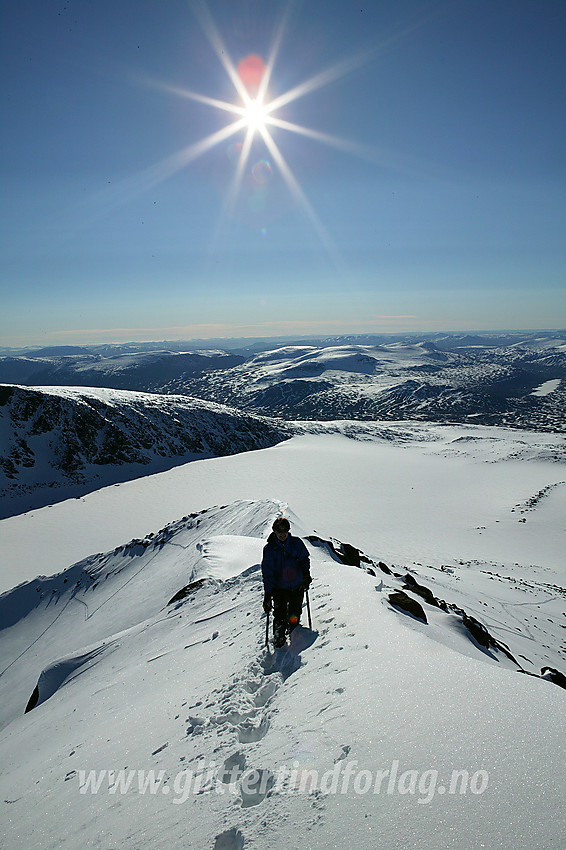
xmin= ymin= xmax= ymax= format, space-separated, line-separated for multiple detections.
xmin=241 ymin=97 xmax=270 ymax=135
xmin=95 ymin=3 xmax=435 ymax=257
xmin=129 ymin=2 xmax=383 ymax=259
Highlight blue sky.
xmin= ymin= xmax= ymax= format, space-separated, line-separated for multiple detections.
xmin=1 ymin=0 xmax=565 ymax=346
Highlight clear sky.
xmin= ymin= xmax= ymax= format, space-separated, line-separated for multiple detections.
xmin=1 ymin=0 xmax=565 ymax=347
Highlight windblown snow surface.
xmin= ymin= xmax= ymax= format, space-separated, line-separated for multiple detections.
xmin=0 ymin=427 xmax=565 ymax=849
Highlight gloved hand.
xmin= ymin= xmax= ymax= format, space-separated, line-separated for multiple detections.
xmin=263 ymin=593 xmax=272 ymax=613
xmin=302 ymin=573 xmax=312 ymax=590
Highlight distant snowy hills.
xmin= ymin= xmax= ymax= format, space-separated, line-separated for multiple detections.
xmin=178 ymin=337 xmax=566 ymax=430
xmin=0 ymin=385 xmax=290 ymax=517
xmin=2 ymin=332 xmax=564 ymax=431
xmin=1 ymin=330 xmax=564 ymax=519
xmin=0 ymin=348 xmax=243 ymax=391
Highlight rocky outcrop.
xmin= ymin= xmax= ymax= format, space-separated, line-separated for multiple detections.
xmin=540 ymin=667 xmax=566 ymax=690
xmin=388 ymin=590 xmax=428 ymax=623
xmin=0 ymin=385 xmax=292 ymax=516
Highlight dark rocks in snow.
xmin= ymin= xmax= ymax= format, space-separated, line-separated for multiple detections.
xmin=520 ymin=667 xmax=566 ymax=690
xmin=459 ymin=613 xmax=520 ymax=666
xmin=0 ymin=385 xmax=15 ymax=406
xmin=307 ymin=535 xmax=368 ymax=569
xmin=462 ymin=613 xmax=492 ymax=649
xmin=24 ymin=684 xmax=39 ymax=713
xmin=0 ymin=384 xmax=292 ymax=517
xmin=403 ymin=572 xmax=438 ymax=606
xmin=388 ymin=590 xmax=428 ymax=623
xmin=167 ymin=579 xmax=207 ymax=606
xmin=541 ymin=667 xmax=566 ymax=689
xmin=336 ymin=542 xmax=360 ymax=568
xmin=306 ymin=535 xmax=344 ymax=563
xmin=307 ymin=535 xmax=359 ymax=566
xmin=395 ymin=571 xmax=523 ymax=666
xmin=390 ymin=577 xmax=523 ymax=667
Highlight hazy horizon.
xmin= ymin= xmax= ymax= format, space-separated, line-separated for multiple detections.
xmin=1 ymin=326 xmax=565 ymax=354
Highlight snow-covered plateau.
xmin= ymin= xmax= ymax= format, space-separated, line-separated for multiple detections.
xmin=1 ymin=420 xmax=565 ymax=849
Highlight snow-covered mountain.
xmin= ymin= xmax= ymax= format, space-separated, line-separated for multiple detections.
xmin=2 ymin=333 xmax=565 ymax=431
xmin=0 ymin=348 xmax=244 ymax=391
xmin=0 ymin=384 xmax=290 ymax=517
xmin=1 ymin=473 xmax=565 ymax=848
xmin=177 ymin=340 xmax=566 ymax=430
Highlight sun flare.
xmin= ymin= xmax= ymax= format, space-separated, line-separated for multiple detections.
xmin=241 ymin=97 xmax=270 ymax=134
xmin=136 ymin=2 xmax=380 ymax=262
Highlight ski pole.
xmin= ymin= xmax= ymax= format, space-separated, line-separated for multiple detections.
xmin=265 ymin=609 xmax=270 ymax=647
xmin=305 ymin=589 xmax=312 ymax=630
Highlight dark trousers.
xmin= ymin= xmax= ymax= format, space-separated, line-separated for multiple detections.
xmin=272 ymin=586 xmax=304 ymax=643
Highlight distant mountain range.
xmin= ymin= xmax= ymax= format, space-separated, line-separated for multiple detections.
xmin=1 ymin=332 xmax=565 ymax=432
xmin=0 ymin=348 xmax=244 ymax=391
xmin=181 ymin=338 xmax=566 ymax=430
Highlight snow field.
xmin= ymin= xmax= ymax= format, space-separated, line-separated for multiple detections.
xmin=1 ymin=496 xmax=565 ymax=849
xmin=1 ymin=426 xmax=564 ymax=594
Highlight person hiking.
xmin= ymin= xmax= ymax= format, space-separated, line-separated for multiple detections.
xmin=261 ymin=516 xmax=312 ymax=647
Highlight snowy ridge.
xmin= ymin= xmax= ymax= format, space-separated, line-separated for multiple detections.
xmin=0 ymin=500 xmax=287 ymax=728
xmin=0 ymin=497 xmax=565 ymax=849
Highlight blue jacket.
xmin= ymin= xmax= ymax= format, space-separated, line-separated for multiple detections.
xmin=261 ymin=532 xmax=310 ymax=594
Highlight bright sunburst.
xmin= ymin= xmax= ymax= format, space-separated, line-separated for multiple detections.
xmin=142 ymin=1 xmax=383 ymax=259
xmin=94 ymin=4 xmax=428 ymax=256
xmin=240 ymin=98 xmax=270 ymax=134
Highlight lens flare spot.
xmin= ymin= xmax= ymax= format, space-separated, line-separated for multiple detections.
xmin=252 ymin=159 xmax=273 ymax=185
xmin=237 ymin=54 xmax=267 ymax=95
xmin=227 ymin=141 xmax=243 ymax=163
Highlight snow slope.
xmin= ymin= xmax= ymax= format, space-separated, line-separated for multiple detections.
xmin=0 ymin=497 xmax=565 ymax=850
xmin=1 ymin=424 xmax=563 ymax=594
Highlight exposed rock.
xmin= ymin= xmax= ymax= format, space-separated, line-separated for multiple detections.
xmin=403 ymin=572 xmax=439 ymax=606
xmin=462 ymin=613 xmax=492 ymax=648
xmin=388 ymin=590 xmax=428 ymax=623
xmin=0 ymin=384 xmax=292 ymax=516
xmin=541 ymin=667 xmax=566 ymax=690
xmin=167 ymin=579 xmax=207 ymax=606
xmin=337 ymin=542 xmax=360 ymax=567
